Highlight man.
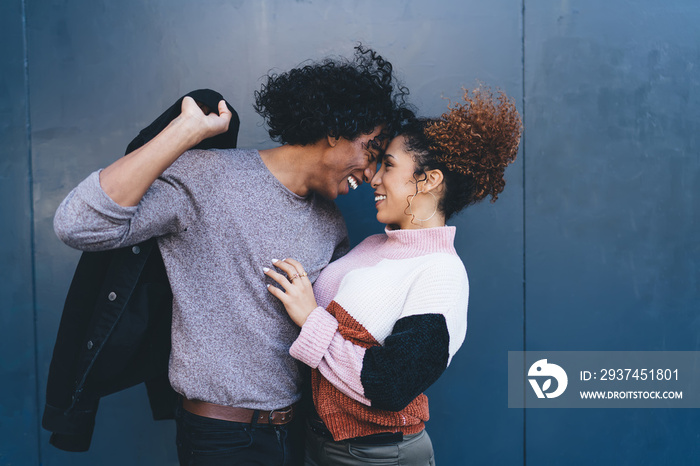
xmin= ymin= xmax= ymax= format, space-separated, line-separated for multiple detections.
xmin=54 ymin=45 xmax=410 ymax=465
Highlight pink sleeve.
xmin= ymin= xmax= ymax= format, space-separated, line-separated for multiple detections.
xmin=290 ymin=308 xmax=371 ymax=405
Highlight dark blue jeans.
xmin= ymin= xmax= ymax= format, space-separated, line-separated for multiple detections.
xmin=175 ymin=403 xmax=304 ymax=465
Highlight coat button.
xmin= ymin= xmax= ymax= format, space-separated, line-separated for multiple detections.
xmin=86 ymin=340 xmax=94 ymax=350
xmin=108 ymin=292 xmax=117 ymax=301
xmin=132 ymin=245 xmax=141 ymax=254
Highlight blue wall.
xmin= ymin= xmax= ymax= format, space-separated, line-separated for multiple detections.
xmin=1 ymin=1 xmax=698 ymax=464
xmin=524 ymin=2 xmax=700 ymax=464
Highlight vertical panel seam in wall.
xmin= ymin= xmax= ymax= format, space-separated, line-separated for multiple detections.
xmin=521 ymin=0 xmax=527 ymax=465
xmin=21 ymin=0 xmax=43 ymax=462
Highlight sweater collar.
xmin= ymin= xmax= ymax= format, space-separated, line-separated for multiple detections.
xmin=379 ymin=226 xmax=457 ymax=259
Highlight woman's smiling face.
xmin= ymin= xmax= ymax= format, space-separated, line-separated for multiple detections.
xmin=370 ymin=135 xmax=423 ymax=229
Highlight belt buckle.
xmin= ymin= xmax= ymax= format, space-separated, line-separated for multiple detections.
xmin=269 ymin=405 xmax=293 ymax=425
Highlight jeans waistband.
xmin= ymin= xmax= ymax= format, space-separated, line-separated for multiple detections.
xmin=307 ymin=417 xmax=403 ymax=445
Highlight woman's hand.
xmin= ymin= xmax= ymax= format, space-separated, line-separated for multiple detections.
xmin=265 ymin=258 xmax=318 ymax=327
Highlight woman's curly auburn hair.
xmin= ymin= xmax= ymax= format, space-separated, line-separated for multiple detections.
xmin=401 ymin=86 xmax=522 ymax=220
xmin=253 ymin=45 xmax=411 ymax=147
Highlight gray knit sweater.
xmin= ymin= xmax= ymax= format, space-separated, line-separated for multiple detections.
xmin=54 ymin=148 xmax=349 ymax=410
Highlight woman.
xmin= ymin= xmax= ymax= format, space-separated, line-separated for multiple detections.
xmin=265 ymin=87 xmax=522 ymax=465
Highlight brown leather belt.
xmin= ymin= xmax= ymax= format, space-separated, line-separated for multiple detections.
xmin=182 ymin=398 xmax=296 ymax=426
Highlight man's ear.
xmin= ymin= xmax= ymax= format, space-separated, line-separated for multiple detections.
xmin=422 ymin=169 xmax=444 ymax=192
xmin=327 ymin=135 xmax=340 ymax=147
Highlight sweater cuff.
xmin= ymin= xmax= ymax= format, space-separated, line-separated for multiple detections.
xmin=88 ymin=170 xmax=138 ymax=218
xmin=289 ymin=307 xmax=339 ymax=368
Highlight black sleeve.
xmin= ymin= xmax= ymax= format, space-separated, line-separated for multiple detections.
xmin=360 ymin=313 xmax=450 ymax=412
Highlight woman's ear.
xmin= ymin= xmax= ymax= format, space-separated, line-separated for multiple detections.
xmin=422 ymin=169 xmax=444 ymax=193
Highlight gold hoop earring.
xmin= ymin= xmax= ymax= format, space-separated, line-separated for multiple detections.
xmin=408 ymin=190 xmax=438 ymax=223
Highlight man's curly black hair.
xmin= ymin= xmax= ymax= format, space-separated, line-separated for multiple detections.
xmin=254 ymin=45 xmax=412 ymax=148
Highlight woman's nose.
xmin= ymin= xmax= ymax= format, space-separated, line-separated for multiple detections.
xmin=370 ymin=170 xmax=381 ymax=188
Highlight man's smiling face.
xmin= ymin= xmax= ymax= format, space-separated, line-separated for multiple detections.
xmin=313 ymin=126 xmax=386 ymax=199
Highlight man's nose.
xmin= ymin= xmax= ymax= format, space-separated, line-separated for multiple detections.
xmin=363 ymin=160 xmax=378 ymax=183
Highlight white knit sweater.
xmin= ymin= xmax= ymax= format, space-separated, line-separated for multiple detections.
xmin=290 ymin=226 xmax=469 ymax=440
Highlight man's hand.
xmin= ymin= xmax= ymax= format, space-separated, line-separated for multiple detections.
xmin=100 ymin=96 xmax=233 ymax=207
xmin=179 ymin=96 xmax=232 ymax=144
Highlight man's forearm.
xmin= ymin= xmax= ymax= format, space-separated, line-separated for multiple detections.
xmin=99 ymin=97 xmax=231 ymax=207
xmin=99 ymin=116 xmax=202 ymax=206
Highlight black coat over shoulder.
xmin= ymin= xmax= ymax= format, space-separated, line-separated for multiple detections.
xmin=43 ymin=90 xmax=240 ymax=452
